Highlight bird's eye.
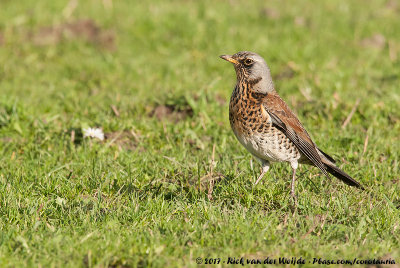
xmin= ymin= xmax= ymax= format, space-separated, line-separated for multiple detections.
xmin=244 ymin=58 xmax=253 ymax=66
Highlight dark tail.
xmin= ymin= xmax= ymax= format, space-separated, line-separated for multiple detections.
xmin=324 ymin=162 xmax=364 ymax=190
xmin=317 ymin=147 xmax=336 ymax=164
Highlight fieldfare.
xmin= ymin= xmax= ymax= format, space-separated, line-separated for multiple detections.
xmin=220 ymin=51 xmax=363 ymax=200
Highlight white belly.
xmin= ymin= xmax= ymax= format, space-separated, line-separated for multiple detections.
xmin=233 ymin=130 xmax=299 ymax=163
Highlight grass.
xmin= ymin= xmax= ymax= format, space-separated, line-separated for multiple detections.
xmin=0 ymin=0 xmax=399 ymax=267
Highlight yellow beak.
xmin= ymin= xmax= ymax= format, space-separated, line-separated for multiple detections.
xmin=220 ymin=54 xmax=239 ymax=64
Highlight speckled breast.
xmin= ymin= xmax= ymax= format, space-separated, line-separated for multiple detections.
xmin=229 ymin=85 xmax=301 ymax=163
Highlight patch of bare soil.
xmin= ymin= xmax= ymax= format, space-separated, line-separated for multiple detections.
xmin=0 ymin=137 xmax=13 ymax=143
xmin=260 ymin=8 xmax=280 ymax=19
xmin=215 ymin=93 xmax=226 ymax=106
xmin=360 ymin=34 xmax=386 ymax=50
xmin=274 ymin=65 xmax=295 ymax=80
xmin=31 ymin=19 xmax=116 ymax=50
xmin=151 ymin=104 xmax=193 ymax=122
xmin=105 ymin=130 xmax=139 ymax=151
xmin=274 ymin=62 xmax=299 ymax=81
xmin=386 ymin=0 xmax=399 ymax=11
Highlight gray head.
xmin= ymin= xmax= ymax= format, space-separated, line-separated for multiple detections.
xmin=220 ymin=51 xmax=275 ymax=94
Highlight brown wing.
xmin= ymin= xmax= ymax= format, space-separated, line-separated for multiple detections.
xmin=263 ymin=92 xmax=329 ymax=177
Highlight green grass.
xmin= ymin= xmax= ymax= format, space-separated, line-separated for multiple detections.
xmin=1 ymin=0 xmax=400 ymax=267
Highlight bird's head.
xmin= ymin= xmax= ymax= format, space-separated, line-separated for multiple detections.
xmin=220 ymin=51 xmax=275 ymax=94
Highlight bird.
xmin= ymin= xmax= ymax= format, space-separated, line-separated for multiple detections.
xmin=220 ymin=51 xmax=364 ymax=201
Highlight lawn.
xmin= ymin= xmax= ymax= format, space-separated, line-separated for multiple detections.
xmin=0 ymin=0 xmax=399 ymax=267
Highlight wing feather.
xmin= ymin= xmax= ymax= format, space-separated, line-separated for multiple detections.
xmin=264 ymin=93 xmax=329 ymax=177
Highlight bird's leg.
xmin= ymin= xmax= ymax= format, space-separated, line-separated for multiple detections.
xmin=255 ymin=170 xmax=265 ymax=185
xmin=291 ymin=167 xmax=297 ymax=205
xmin=255 ymin=160 xmax=270 ymax=185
